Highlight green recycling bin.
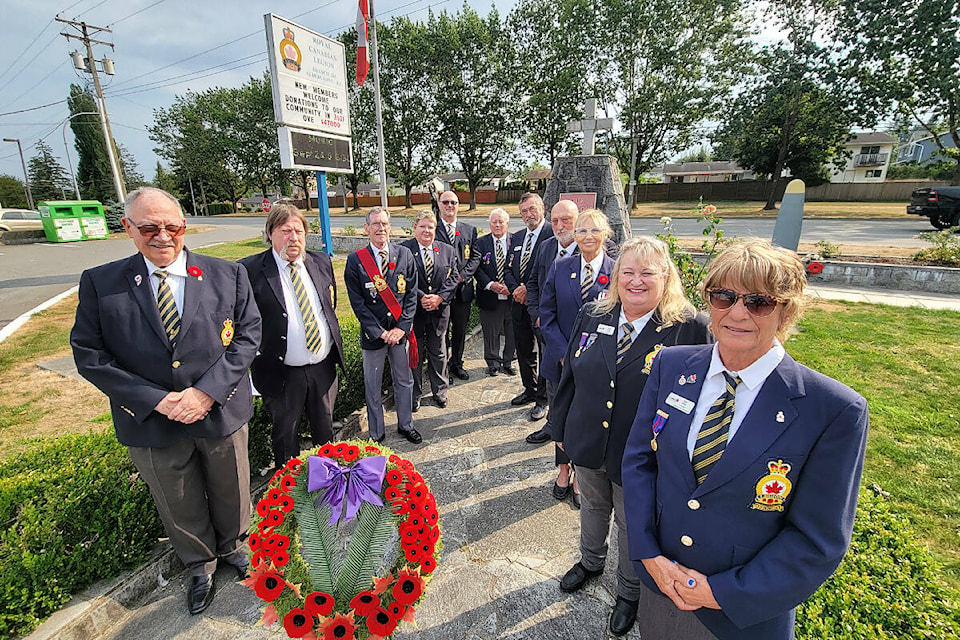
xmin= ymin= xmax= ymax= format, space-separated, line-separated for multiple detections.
xmin=38 ymin=200 xmax=108 ymax=242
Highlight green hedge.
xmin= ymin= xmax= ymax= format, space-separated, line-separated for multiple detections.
xmin=0 ymin=432 xmax=162 ymax=638
xmin=797 ymin=486 xmax=960 ymax=638
xmin=205 ymin=202 xmax=234 ymax=216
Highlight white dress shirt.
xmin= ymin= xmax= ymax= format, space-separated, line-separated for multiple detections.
xmin=144 ymin=252 xmax=187 ymax=316
xmin=580 ymin=252 xmax=605 ymax=283
xmin=272 ymin=250 xmax=333 ymax=366
xmin=557 ymin=241 xmax=576 ymax=259
xmin=485 ymin=235 xmax=509 ymax=299
xmin=619 ymin=307 xmax=656 ymax=340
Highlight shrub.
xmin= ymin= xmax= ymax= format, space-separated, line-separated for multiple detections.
xmin=656 ymin=199 xmax=725 ymax=308
xmin=205 ymin=202 xmax=234 ymax=216
xmin=814 ymin=239 xmax=841 ymax=259
xmin=0 ymin=432 xmax=163 ymax=637
xmin=913 ymin=229 xmax=960 ymax=265
xmin=796 ymin=486 xmax=960 ymax=638
xmin=103 ymin=202 xmax=125 ymax=233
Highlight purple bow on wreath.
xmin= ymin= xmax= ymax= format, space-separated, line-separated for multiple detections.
xmin=307 ymin=455 xmax=386 ymax=524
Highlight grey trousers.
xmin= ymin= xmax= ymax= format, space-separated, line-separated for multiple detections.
xmin=479 ymin=302 xmax=515 ymax=368
xmin=412 ymin=310 xmax=449 ymax=403
xmin=362 ymin=341 xmax=415 ymax=439
xmin=575 ymin=464 xmax=643 ymax=601
xmin=128 ymin=425 xmax=251 ymax=577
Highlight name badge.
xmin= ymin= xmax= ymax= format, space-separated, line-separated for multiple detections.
xmin=514 ymin=246 xmax=522 ymax=251
xmin=665 ymin=392 xmax=695 ymax=414
xmin=597 ymin=323 xmax=615 ymax=335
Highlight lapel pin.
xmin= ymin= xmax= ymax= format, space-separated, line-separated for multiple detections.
xmin=134 ymin=274 xmax=142 ymax=286
xmin=776 ymin=411 xmax=785 ymax=423
xmin=687 ymin=374 xmax=696 ymax=384
xmin=679 ymin=375 xmax=686 ymax=385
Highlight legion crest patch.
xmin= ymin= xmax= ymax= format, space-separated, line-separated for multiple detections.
xmin=751 ymin=459 xmax=793 ymax=512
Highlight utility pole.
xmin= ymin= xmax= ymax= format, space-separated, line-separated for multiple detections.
xmin=2 ymin=138 xmax=34 ymax=209
xmin=57 ymin=16 xmax=125 ymax=203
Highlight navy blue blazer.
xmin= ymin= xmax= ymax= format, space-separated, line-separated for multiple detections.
xmin=539 ymin=253 xmax=615 ymax=382
xmin=436 ymin=219 xmax=478 ymax=303
xmin=527 ymin=237 xmax=617 ymax=325
xmin=622 ymin=344 xmax=869 ymax=640
xmin=504 ymin=223 xmax=554 ymax=294
xmin=344 ymin=243 xmax=418 ymax=350
xmin=239 ymin=249 xmax=345 ymax=397
xmin=71 ymin=249 xmax=262 ymax=448
xmin=472 ymin=232 xmax=513 ymax=310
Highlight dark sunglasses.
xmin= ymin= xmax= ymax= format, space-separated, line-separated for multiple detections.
xmin=128 ymin=221 xmax=186 ymax=237
xmin=706 ymin=288 xmax=782 ymax=317
xmin=440 ymin=200 xmax=459 ymax=205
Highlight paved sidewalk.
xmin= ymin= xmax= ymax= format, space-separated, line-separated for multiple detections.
xmin=808 ymin=283 xmax=960 ymax=310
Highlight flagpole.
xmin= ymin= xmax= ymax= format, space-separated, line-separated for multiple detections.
xmin=368 ymin=0 xmax=389 ymax=210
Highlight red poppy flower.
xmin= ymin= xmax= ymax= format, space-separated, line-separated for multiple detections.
xmin=392 ymin=569 xmax=425 ymax=605
xmin=248 ymin=532 xmax=262 ymax=551
xmin=386 ymin=602 xmax=405 ymax=620
xmin=392 ymin=499 xmax=413 ymax=516
xmin=272 ymin=550 xmax=290 ymax=567
xmin=598 ymin=274 xmax=609 ymax=285
xmin=320 ymin=613 xmax=356 ymax=640
xmin=420 ymin=556 xmax=437 ymax=573
xmin=265 ymin=509 xmax=285 ymax=527
xmin=268 ymin=487 xmax=285 ymax=502
xmin=420 ymin=541 xmax=435 ymax=557
xmin=386 ymin=469 xmax=405 ymax=486
xmin=399 ymin=527 xmax=420 ymax=545
xmin=285 ymin=458 xmax=303 ymax=473
xmin=255 ymin=499 xmax=273 ymax=518
xmin=387 ymin=262 xmax=396 ymax=270
xmin=405 ymin=471 xmax=424 ymax=485
xmin=398 ymin=459 xmax=414 ymax=472
xmin=404 ymin=545 xmax=423 ymax=562
xmin=319 ymin=444 xmax=336 ymax=457
xmin=384 ymin=487 xmax=403 ymax=503
xmin=251 ymin=550 xmax=270 ymax=569
xmin=414 ymin=500 xmax=437 ymax=519
xmin=807 ymin=261 xmax=824 ymax=274
xmin=349 ymin=590 xmax=380 ymax=616
xmin=388 ymin=454 xmax=403 ymax=464
xmin=278 ymin=495 xmax=295 ymax=513
xmin=335 ymin=443 xmax=347 ymax=456
xmin=268 ymin=534 xmax=290 ymax=552
xmin=407 ymin=514 xmax=426 ymax=529
xmin=366 ymin=607 xmax=398 ymax=637
xmin=280 ymin=475 xmax=296 ymax=492
xmin=283 ymin=607 xmax=314 ymax=638
xmin=364 ymin=445 xmax=381 ymax=454
xmin=433 ymin=246 xmax=440 ymax=253
xmin=424 ymin=524 xmax=440 ymax=542
xmin=254 ymin=571 xmax=285 ymax=601
xmin=188 ymin=266 xmax=203 ymax=278
xmin=305 ymin=591 xmax=335 ymax=617
xmin=341 ymin=445 xmax=360 ymax=462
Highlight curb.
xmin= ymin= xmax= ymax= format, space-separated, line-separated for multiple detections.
xmin=0 ymin=286 xmax=78 ymax=344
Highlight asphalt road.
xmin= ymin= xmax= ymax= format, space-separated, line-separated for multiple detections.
xmin=0 ymin=214 xmax=933 ymax=332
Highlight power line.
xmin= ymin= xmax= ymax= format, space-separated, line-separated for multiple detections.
xmin=0 ymin=61 xmax=70 ymax=115
xmin=0 ymin=20 xmax=55 ymax=87
xmin=106 ymin=52 xmax=265 ymax=96
xmin=0 ymin=100 xmax=70 ymax=118
xmin=112 ymin=0 xmax=168 ymax=25
xmin=108 ymin=56 xmax=267 ymax=98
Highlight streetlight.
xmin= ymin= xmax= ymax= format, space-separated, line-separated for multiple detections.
xmin=3 ymin=138 xmax=34 ymax=209
xmin=62 ymin=112 xmax=100 ymax=200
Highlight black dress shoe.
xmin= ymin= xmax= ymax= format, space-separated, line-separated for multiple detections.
xmin=511 ymin=391 xmax=536 ymax=406
xmin=373 ymin=434 xmax=386 ymax=444
xmin=559 ymin=562 xmax=603 ymax=593
xmin=487 ymin=366 xmax=499 ymax=376
xmin=398 ymin=428 xmax=423 ymax=444
xmin=530 ymin=404 xmax=548 ymax=421
xmin=230 ymin=558 xmax=250 ymax=580
xmin=188 ymin=574 xmax=215 ymax=614
xmin=412 ymin=399 xmax=421 ymax=413
xmin=609 ymin=596 xmax=639 ymax=636
xmin=501 ymin=364 xmax=517 ymax=376
xmin=526 ymin=428 xmax=551 ymax=444
xmin=452 ymin=367 xmax=470 ymax=380
xmin=432 ymin=396 xmax=447 ymax=409
xmin=552 ymin=480 xmax=570 ymax=499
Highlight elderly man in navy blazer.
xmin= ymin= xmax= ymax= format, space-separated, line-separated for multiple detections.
xmin=473 ymin=208 xmax=516 ymax=376
xmin=344 ymin=207 xmax=422 ymax=445
xmin=239 ymin=204 xmax=344 ymax=470
xmin=402 ymin=210 xmax=460 ymax=410
xmin=71 ymin=187 xmax=261 ymax=615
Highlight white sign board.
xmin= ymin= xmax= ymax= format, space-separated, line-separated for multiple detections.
xmin=264 ymin=14 xmax=351 ymax=137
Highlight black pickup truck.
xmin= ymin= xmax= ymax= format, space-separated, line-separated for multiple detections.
xmin=907 ymin=186 xmax=960 ymax=230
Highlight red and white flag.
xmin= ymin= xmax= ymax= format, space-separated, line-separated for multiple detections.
xmin=356 ymin=0 xmax=370 ymax=86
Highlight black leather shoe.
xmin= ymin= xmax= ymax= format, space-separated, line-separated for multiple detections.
xmin=487 ymin=366 xmax=499 ymax=376
xmin=552 ymin=480 xmax=570 ymax=499
xmin=373 ymin=434 xmax=385 ymax=444
xmin=609 ymin=596 xmax=639 ymax=636
xmin=452 ymin=367 xmax=470 ymax=380
xmin=526 ymin=428 xmax=551 ymax=444
xmin=501 ymin=364 xmax=517 ymax=376
xmin=530 ymin=404 xmax=548 ymax=421
xmin=230 ymin=558 xmax=250 ymax=580
xmin=559 ymin=562 xmax=603 ymax=593
xmin=433 ymin=396 xmax=447 ymax=409
xmin=511 ymin=391 xmax=536 ymax=406
xmin=188 ymin=574 xmax=215 ymax=614
xmin=398 ymin=428 xmax=423 ymax=444
xmin=412 ymin=399 xmax=420 ymax=413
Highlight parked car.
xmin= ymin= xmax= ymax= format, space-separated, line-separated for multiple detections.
xmin=0 ymin=209 xmax=43 ymax=232
xmin=907 ymin=186 xmax=960 ymax=230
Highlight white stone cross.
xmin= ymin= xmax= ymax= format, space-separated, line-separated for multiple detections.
xmin=566 ymin=98 xmax=614 ymax=156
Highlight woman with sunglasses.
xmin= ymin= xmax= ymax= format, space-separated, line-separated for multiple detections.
xmin=621 ymin=238 xmax=869 ymax=640
xmin=550 ymin=236 xmax=710 ymax=636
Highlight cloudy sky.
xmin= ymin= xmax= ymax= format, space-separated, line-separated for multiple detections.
xmin=0 ymin=0 xmax=517 ymax=193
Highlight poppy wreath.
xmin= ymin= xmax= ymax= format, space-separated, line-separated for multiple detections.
xmin=243 ymin=440 xmax=442 ymax=640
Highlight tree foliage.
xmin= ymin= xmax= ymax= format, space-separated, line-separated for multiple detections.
xmin=68 ymin=84 xmax=116 ymax=204
xmin=27 ymin=141 xmax=71 ymax=202
xmin=0 ymin=174 xmax=28 ymax=208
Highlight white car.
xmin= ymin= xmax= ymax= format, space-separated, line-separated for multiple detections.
xmin=0 ymin=209 xmax=43 ymax=231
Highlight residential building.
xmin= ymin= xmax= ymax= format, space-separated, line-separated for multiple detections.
xmin=895 ymin=131 xmax=959 ymax=165
xmin=829 ymin=132 xmax=896 ymax=183
xmin=660 ymin=161 xmax=755 ymax=183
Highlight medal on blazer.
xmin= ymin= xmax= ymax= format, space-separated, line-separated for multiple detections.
xmin=221 ymin=319 xmax=234 ymax=346
xmin=329 ymin=284 xmax=335 ymax=306
xmin=397 ymin=274 xmax=406 ymax=294
xmin=651 ymin=409 xmax=668 ymax=451
xmin=464 ymin=244 xmax=470 ymax=259
xmin=752 ymin=459 xmax=794 ymax=512
xmin=641 ymin=344 xmax=664 ymax=374
xmin=373 ymin=274 xmax=388 ymax=292
xmin=575 ymin=332 xmax=588 ymax=358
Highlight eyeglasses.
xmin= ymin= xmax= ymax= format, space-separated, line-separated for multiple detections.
xmin=128 ymin=221 xmax=186 ymax=237
xmin=706 ymin=288 xmax=783 ymax=317
xmin=440 ymin=200 xmax=459 ymax=205
xmin=574 ymin=227 xmax=603 ymax=236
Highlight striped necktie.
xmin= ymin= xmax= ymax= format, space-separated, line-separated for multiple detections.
xmin=519 ymin=232 xmax=534 ymax=276
xmin=581 ymin=263 xmax=594 ymax=300
xmin=378 ymin=249 xmax=388 ymax=273
xmin=288 ymin=263 xmax=323 ymax=353
xmin=616 ymin=322 xmax=633 ymax=364
xmin=154 ymin=270 xmax=180 ymax=347
xmin=692 ymin=372 xmax=741 ymax=485
xmin=423 ymin=247 xmax=435 ymax=283
xmin=495 ymin=239 xmax=505 ymax=282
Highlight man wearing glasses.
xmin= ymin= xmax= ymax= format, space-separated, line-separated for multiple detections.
xmin=435 ymin=190 xmax=479 ymax=381
xmin=71 ymin=187 xmax=262 ymax=615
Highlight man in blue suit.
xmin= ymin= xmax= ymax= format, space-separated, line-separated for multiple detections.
xmin=473 ymin=208 xmax=516 ymax=376
xmin=71 ymin=187 xmax=261 ymax=615
xmin=402 ymin=210 xmax=460 ymax=409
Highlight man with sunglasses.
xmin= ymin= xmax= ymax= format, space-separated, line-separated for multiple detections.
xmin=71 ymin=187 xmax=262 ymax=616
xmin=435 ymin=190 xmax=479 ymax=381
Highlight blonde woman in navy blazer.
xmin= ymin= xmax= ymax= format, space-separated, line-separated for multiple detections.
xmin=622 ymin=239 xmax=869 ymax=640
xmin=551 ymin=237 xmax=710 ymax=636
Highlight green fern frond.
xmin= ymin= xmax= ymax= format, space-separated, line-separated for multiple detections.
xmin=291 ymin=475 xmax=339 ymax=594
xmin=334 ymin=501 xmax=397 ymax=599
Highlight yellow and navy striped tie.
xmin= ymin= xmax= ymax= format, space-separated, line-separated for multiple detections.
xmin=379 ymin=249 xmax=388 ymax=273
xmin=154 ymin=270 xmax=180 ymax=347
xmin=616 ymin=322 xmax=633 ymax=364
xmin=581 ymin=263 xmax=594 ymax=300
xmin=519 ymin=232 xmax=534 ymax=276
xmin=288 ymin=263 xmax=323 ymax=354
xmin=692 ymin=372 xmax=740 ymax=485
xmin=423 ymin=247 xmax=435 ymax=283
xmin=495 ymin=240 xmax=505 ymax=282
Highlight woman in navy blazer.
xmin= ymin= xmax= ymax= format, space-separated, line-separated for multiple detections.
xmin=551 ymin=237 xmax=711 ymax=636
xmin=621 ymin=239 xmax=869 ymax=640
xmin=540 ymin=209 xmax=615 ymax=505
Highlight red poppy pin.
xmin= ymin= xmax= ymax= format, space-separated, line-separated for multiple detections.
xmin=598 ymin=274 xmax=609 ymax=285
xmin=455 ymin=230 xmax=460 ymax=236
xmin=188 ymin=266 xmax=203 ymax=281
xmin=388 ymin=261 xmax=396 ymax=270
xmin=433 ymin=246 xmax=440 ymax=253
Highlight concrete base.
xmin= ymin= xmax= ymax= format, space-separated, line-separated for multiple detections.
xmin=543 ymin=155 xmax=630 ymax=243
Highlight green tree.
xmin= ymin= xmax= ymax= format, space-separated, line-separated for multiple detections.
xmin=339 ymin=29 xmax=377 ymax=210
xmin=0 ymin=174 xmax=28 ymax=208
xmin=428 ymin=6 xmax=515 ymax=209
xmin=830 ymin=0 xmax=960 ymax=183
xmin=116 ymin=143 xmax=145 ymax=192
xmin=68 ymin=84 xmax=116 ymax=203
xmin=27 ymin=141 xmax=71 ymax=202
xmin=151 ymin=162 xmax=180 ymax=196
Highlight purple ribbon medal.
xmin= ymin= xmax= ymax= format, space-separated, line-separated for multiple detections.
xmin=307 ymin=455 xmax=387 ymax=525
